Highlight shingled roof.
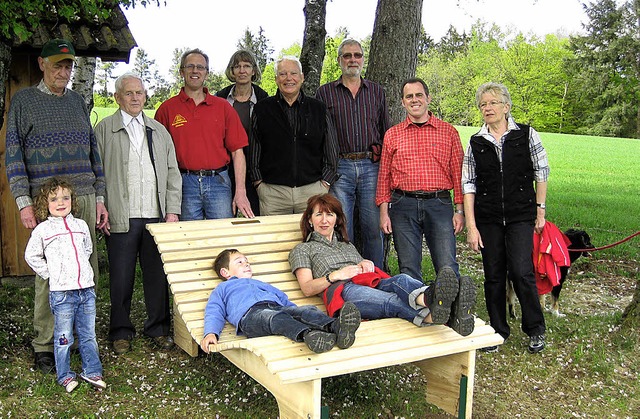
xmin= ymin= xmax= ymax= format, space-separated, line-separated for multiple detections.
xmin=9 ymin=5 xmax=137 ymax=63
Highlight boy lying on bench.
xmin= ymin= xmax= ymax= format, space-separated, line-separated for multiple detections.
xmin=200 ymin=249 xmax=362 ymax=354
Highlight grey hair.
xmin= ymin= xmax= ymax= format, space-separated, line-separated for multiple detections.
xmin=476 ymin=82 xmax=512 ymax=117
xmin=337 ymin=39 xmax=363 ymax=57
xmin=275 ymin=55 xmax=303 ymax=75
xmin=114 ymin=72 xmax=145 ymax=92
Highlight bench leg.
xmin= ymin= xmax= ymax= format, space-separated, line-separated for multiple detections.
xmin=172 ymin=300 xmax=199 ymax=357
xmin=223 ymin=350 xmax=322 ymax=418
xmin=413 ymin=350 xmax=475 ymax=419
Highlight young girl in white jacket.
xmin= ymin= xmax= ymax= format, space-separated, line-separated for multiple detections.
xmin=25 ymin=177 xmax=106 ymax=393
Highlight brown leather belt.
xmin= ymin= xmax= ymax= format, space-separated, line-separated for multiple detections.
xmin=339 ymin=152 xmax=372 ymax=160
xmin=394 ymin=189 xmax=450 ymax=199
xmin=179 ymin=166 xmax=227 ymax=176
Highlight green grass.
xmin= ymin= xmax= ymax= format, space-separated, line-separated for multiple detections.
xmin=0 ymin=128 xmax=638 ymax=417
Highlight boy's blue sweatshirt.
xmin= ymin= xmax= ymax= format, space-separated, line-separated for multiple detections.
xmin=203 ymin=277 xmax=295 ymax=337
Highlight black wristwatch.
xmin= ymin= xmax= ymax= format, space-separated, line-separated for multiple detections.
xmin=536 ymin=203 xmax=546 ymax=209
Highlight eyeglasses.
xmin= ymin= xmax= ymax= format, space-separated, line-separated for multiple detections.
xmin=181 ymin=64 xmax=208 ymax=72
xmin=479 ymin=100 xmax=504 ymax=109
xmin=341 ymin=52 xmax=363 ymax=60
xmin=233 ymin=64 xmax=253 ymax=71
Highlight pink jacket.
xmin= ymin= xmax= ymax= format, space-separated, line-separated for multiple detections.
xmin=533 ymin=221 xmax=571 ymax=295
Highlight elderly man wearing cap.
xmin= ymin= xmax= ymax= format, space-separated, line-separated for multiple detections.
xmin=5 ymin=39 xmax=108 ymax=373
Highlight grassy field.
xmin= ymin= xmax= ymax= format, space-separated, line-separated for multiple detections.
xmin=0 ymin=125 xmax=638 ymax=417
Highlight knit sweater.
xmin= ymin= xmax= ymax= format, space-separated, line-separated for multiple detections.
xmin=5 ymin=87 xmax=106 ymax=205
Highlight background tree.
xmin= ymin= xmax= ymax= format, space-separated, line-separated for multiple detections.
xmin=237 ymin=26 xmax=274 ymax=74
xmin=71 ymin=56 xmax=97 ymax=112
xmin=300 ymin=0 xmax=328 ymax=96
xmin=566 ymin=0 xmax=640 ymax=138
xmin=367 ymin=0 xmax=424 ymax=124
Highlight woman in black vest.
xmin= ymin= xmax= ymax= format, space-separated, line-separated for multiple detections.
xmin=461 ymin=82 xmax=549 ymax=354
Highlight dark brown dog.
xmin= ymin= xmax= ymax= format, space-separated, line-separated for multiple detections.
xmin=508 ymin=229 xmax=594 ymax=318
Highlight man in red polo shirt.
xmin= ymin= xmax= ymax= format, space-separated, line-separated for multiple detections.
xmin=156 ymin=48 xmax=253 ymax=220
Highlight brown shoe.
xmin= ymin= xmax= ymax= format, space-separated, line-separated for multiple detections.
xmin=112 ymin=339 xmax=131 ymax=355
xmin=151 ymin=335 xmax=174 ymax=350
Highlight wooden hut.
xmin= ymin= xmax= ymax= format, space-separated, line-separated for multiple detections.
xmin=0 ymin=6 xmax=137 ymax=277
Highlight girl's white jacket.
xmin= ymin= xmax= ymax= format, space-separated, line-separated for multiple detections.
xmin=25 ymin=214 xmax=94 ymax=292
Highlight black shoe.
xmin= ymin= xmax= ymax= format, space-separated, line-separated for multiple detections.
xmin=332 ymin=301 xmax=361 ymax=349
xmin=151 ymin=335 xmax=175 ymax=350
xmin=480 ymin=345 xmax=499 ymax=353
xmin=528 ymin=335 xmax=545 ymax=353
xmin=424 ymin=267 xmax=459 ymax=324
xmin=112 ymin=339 xmax=131 ymax=355
xmin=448 ymin=276 xmax=476 ymax=336
xmin=34 ymin=351 xmax=55 ymax=374
xmin=303 ymin=330 xmax=336 ymax=353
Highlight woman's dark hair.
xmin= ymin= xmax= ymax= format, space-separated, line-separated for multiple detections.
xmin=300 ymin=194 xmax=349 ymax=243
xmin=33 ymin=177 xmax=79 ymax=222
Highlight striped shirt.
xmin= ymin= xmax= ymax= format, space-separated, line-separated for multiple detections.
xmin=375 ymin=113 xmax=464 ymax=205
xmin=316 ymin=78 xmax=390 ymax=153
xmin=461 ymin=117 xmax=550 ymax=195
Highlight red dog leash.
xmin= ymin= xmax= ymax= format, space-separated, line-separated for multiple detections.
xmin=569 ymin=230 xmax=640 ymax=252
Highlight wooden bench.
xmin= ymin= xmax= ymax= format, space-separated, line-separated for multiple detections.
xmin=147 ymin=214 xmax=504 ymax=418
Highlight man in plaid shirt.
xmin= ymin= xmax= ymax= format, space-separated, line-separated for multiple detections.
xmin=375 ymin=78 xmax=465 ymax=281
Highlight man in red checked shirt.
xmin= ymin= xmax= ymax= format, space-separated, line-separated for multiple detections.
xmin=156 ymin=48 xmax=253 ymax=220
xmin=376 ymin=78 xmax=465 ymax=281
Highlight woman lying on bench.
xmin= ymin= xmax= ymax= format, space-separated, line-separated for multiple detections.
xmin=200 ymin=249 xmax=361 ymax=354
xmin=289 ymin=194 xmax=476 ymax=336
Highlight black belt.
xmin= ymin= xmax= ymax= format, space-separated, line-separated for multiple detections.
xmin=340 ymin=152 xmax=372 ymax=160
xmin=394 ymin=189 xmax=450 ymax=199
xmin=179 ymin=166 xmax=227 ymax=176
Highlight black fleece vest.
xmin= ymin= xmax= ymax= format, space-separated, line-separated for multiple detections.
xmin=253 ymin=95 xmax=327 ymax=187
xmin=469 ymin=124 xmax=536 ymax=224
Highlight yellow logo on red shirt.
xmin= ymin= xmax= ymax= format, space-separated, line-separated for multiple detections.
xmin=172 ymin=114 xmax=187 ymax=128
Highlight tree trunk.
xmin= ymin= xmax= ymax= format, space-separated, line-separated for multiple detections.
xmin=367 ymin=0 xmax=424 ymax=125
xmin=0 ymin=41 xmax=12 ymax=132
xmin=72 ymin=56 xmax=96 ymax=115
xmin=300 ymin=0 xmax=327 ymax=97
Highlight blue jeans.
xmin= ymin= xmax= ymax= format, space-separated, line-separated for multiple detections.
xmin=341 ymin=274 xmax=429 ymax=326
xmin=49 ymin=288 xmax=102 ymax=385
xmin=330 ymin=159 xmax=384 ymax=267
xmin=239 ymin=302 xmax=334 ymax=341
xmin=478 ymin=221 xmax=546 ymax=340
xmin=180 ymin=171 xmax=233 ymax=220
xmin=389 ymin=192 xmax=459 ymax=281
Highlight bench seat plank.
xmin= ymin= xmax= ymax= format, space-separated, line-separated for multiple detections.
xmin=147 ymin=214 xmax=504 ymax=418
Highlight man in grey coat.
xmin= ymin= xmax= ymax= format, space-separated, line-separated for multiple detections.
xmin=95 ymin=72 xmax=182 ymax=355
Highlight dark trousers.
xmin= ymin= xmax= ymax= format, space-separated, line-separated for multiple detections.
xmin=106 ymin=218 xmax=170 ymax=341
xmin=239 ymin=302 xmax=334 ymax=341
xmin=477 ymin=221 xmax=546 ymax=340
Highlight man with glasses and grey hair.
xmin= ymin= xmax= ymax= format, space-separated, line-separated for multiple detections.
xmin=316 ymin=39 xmax=390 ymax=269
xmin=249 ymin=56 xmax=338 ymax=215
xmin=95 ymin=72 xmax=181 ymax=355
xmin=156 ymin=48 xmax=253 ymax=220
xmin=5 ymin=38 xmax=108 ymax=373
